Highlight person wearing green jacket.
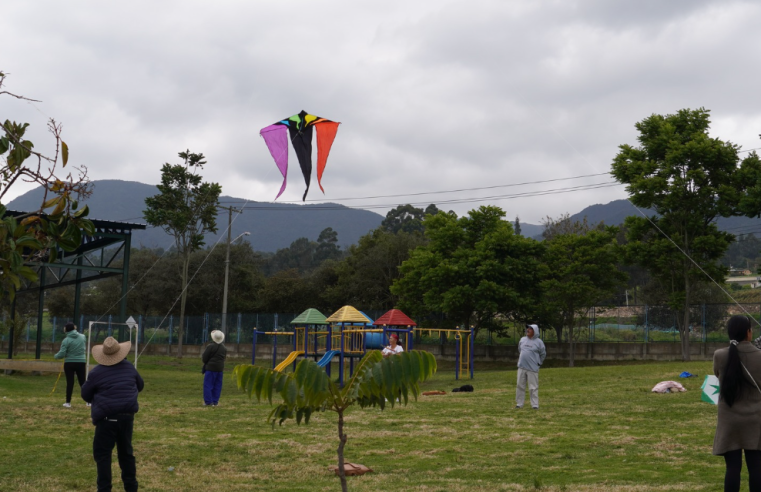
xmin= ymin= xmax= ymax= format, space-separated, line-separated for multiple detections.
xmin=54 ymin=323 xmax=87 ymax=408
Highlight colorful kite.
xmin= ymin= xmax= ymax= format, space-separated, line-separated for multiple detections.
xmin=260 ymin=110 xmax=340 ymax=201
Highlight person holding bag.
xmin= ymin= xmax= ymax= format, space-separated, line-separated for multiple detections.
xmin=713 ymin=315 xmax=761 ymax=491
xmin=201 ymin=330 xmax=227 ymax=406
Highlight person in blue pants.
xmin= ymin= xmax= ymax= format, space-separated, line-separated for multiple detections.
xmin=202 ymin=330 xmax=227 ymax=406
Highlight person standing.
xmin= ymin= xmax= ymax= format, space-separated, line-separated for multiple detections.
xmin=516 ymin=324 xmax=546 ymax=410
xmin=81 ymin=337 xmax=144 ymax=492
xmin=713 ymin=315 xmax=761 ymax=492
xmin=202 ymin=330 xmax=227 ymax=406
xmin=54 ymin=322 xmax=87 ymax=408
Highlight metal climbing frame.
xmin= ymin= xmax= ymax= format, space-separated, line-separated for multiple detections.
xmin=5 ymin=211 xmax=146 ymax=359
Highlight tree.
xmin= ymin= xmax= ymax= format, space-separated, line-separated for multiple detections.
xmin=234 ymin=350 xmax=437 ymax=492
xmin=538 ymin=226 xmax=628 ymax=366
xmin=611 ymin=108 xmax=761 ymax=360
xmin=514 ymin=216 xmax=522 ymax=236
xmin=329 ymin=229 xmax=427 ymax=311
xmin=392 ymin=206 xmax=545 ymax=334
xmin=258 ymin=268 xmax=316 ymax=314
xmin=541 ymin=213 xmax=601 ymax=241
xmin=1 ymin=71 xmax=94 ymax=302
xmin=315 ymin=227 xmax=342 ymax=264
xmin=144 ymin=151 xmax=221 ymax=357
xmin=381 ymin=204 xmax=439 ymax=234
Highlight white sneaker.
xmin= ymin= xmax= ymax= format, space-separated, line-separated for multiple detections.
xmin=86 ymin=403 xmax=92 ymax=407
xmin=62 ymin=403 xmax=71 ymax=408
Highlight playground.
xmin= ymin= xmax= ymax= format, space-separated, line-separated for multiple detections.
xmin=0 ymin=356 xmax=727 ymax=491
xmin=254 ymin=306 xmax=474 ymax=383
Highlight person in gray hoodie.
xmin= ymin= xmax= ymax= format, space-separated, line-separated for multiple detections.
xmin=516 ymin=324 xmax=546 ymax=409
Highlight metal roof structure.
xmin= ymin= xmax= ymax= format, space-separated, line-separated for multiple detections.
xmin=4 ymin=210 xmax=147 ymax=359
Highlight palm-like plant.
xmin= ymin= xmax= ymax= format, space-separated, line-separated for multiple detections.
xmin=233 ymin=349 xmax=437 ymax=491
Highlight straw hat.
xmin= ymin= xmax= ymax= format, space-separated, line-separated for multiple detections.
xmin=92 ymin=337 xmax=131 ymax=366
xmin=211 ymin=330 xmax=225 ymax=344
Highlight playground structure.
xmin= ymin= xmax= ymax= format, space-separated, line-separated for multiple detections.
xmin=251 ymin=306 xmax=474 ymax=383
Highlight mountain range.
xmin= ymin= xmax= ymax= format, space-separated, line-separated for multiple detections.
xmin=6 ymin=180 xmax=384 ymax=252
xmin=6 ymin=180 xmax=761 ymax=251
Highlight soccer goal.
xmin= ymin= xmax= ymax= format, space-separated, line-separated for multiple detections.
xmin=86 ymin=317 xmax=139 ymax=378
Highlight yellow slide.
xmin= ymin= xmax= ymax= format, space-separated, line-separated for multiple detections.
xmin=274 ymin=351 xmax=304 ymax=372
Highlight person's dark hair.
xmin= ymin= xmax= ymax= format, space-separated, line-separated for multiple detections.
xmin=64 ymin=322 xmax=76 ymax=333
xmin=721 ymin=315 xmax=753 ymax=407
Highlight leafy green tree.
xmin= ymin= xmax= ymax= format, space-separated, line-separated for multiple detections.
xmin=1 ymin=72 xmax=93 ymax=302
xmin=381 ymin=204 xmax=439 ymax=234
xmin=315 ymin=227 xmax=342 ymax=264
xmin=330 ymin=229 xmax=427 ymax=310
xmin=538 ymin=226 xmax=628 ymax=366
xmin=266 ymin=237 xmax=315 ymax=275
xmin=144 ymin=151 xmax=221 ymax=357
xmin=392 ymin=206 xmax=545 ymax=334
xmin=611 ymin=108 xmax=761 ymax=360
xmin=258 ymin=268 xmax=316 ymax=314
xmin=721 ymin=234 xmax=761 ymax=270
xmin=234 ymin=350 xmax=437 ymax=492
xmin=541 ymin=213 xmax=601 ymax=241
xmin=514 ymin=216 xmax=522 ymax=236
xmin=178 ymin=243 xmax=265 ymax=316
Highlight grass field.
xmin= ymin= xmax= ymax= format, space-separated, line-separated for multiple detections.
xmin=0 ymin=356 xmax=731 ymax=491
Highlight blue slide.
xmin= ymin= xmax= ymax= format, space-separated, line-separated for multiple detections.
xmin=317 ymin=350 xmax=341 ymax=368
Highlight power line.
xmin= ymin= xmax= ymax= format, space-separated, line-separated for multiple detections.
xmin=236 ymin=182 xmax=622 ymax=211
xmin=116 ymin=178 xmax=622 ymax=221
xmin=217 ymin=172 xmax=614 ymax=205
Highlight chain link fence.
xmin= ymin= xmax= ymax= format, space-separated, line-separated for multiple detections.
xmin=3 ymin=305 xmax=759 ymax=350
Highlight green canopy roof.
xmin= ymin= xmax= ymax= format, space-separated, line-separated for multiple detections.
xmin=290 ymin=308 xmax=328 ymax=325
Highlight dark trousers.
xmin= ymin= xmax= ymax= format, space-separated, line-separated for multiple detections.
xmin=724 ymin=449 xmax=761 ymax=492
xmin=64 ymin=362 xmax=86 ymax=403
xmin=93 ymin=414 xmax=138 ymax=492
xmin=203 ymin=371 xmax=223 ymax=405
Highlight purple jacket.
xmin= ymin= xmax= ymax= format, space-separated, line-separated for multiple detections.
xmin=81 ymin=359 xmax=144 ymax=424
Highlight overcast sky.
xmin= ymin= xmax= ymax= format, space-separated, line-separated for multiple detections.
xmin=3 ymin=0 xmax=761 ymax=225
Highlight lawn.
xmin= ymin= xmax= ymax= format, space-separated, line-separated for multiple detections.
xmin=0 ymin=355 xmax=728 ymax=491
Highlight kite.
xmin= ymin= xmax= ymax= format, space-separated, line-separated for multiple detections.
xmin=260 ymin=110 xmax=340 ymax=201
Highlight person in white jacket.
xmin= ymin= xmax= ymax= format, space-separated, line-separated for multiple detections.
xmin=516 ymin=324 xmax=546 ymax=409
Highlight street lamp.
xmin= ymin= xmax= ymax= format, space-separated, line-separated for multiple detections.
xmin=221 ymin=231 xmax=250 ymax=334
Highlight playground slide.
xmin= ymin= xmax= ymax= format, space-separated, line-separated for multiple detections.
xmin=316 ymin=350 xmax=341 ymax=368
xmin=274 ymin=351 xmax=304 ymax=372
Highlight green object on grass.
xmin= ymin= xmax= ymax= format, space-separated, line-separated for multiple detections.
xmin=701 ymin=375 xmax=720 ymax=405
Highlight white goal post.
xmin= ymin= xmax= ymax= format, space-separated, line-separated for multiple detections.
xmin=86 ymin=320 xmax=139 ymax=379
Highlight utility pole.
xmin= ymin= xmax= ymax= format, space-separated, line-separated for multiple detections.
xmin=219 ymin=205 xmax=247 ymax=334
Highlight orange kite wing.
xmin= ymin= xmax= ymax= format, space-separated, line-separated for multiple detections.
xmin=315 ymin=121 xmax=340 ymax=194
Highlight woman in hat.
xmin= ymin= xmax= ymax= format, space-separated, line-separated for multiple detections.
xmin=713 ymin=315 xmax=761 ymax=491
xmin=54 ymin=322 xmax=87 ymax=408
xmin=382 ymin=333 xmax=404 ymax=358
xmin=202 ymin=330 xmax=227 ymax=406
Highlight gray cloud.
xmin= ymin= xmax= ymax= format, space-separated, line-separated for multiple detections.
xmin=2 ymin=0 xmax=760 ymax=224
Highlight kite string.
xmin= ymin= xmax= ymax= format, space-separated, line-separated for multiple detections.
xmin=136 ymin=199 xmax=251 ymax=359
xmin=629 ymin=205 xmax=761 ymax=327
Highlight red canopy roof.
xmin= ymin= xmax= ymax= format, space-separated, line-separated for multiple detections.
xmin=373 ymin=309 xmax=416 ymax=327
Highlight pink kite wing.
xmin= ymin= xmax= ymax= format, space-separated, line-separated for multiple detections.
xmin=315 ymin=121 xmax=340 ymax=194
xmin=260 ymin=124 xmax=289 ymax=199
